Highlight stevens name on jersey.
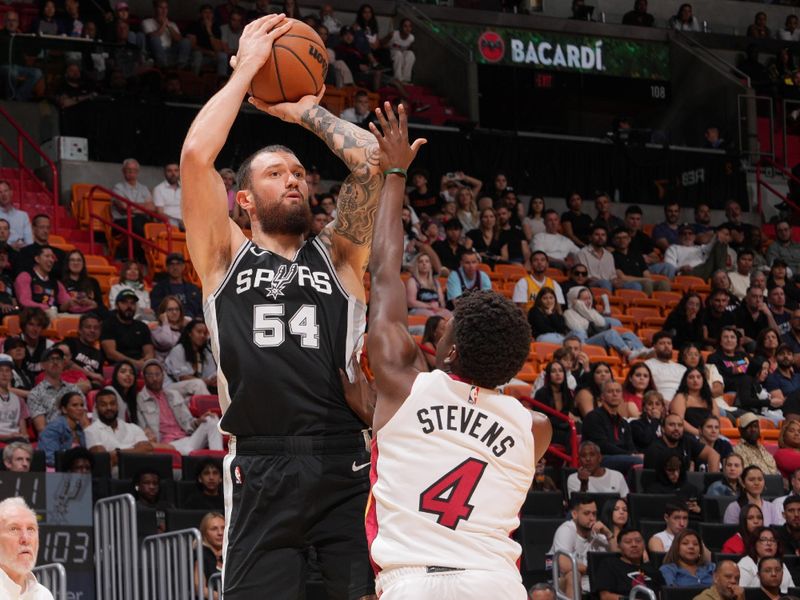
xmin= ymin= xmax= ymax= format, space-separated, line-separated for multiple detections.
xmin=416 ymin=404 xmax=516 ymax=458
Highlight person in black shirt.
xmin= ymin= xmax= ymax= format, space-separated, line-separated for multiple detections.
xmin=735 ymin=287 xmax=780 ymax=351
xmin=561 ymin=192 xmax=592 ymax=248
xmin=644 ymin=413 xmax=719 ymax=472
xmin=774 ymin=495 xmax=800 ymax=556
xmin=528 ymin=287 xmax=568 ymax=342
xmin=631 ymin=390 xmax=665 ymax=452
xmin=183 ymin=458 xmax=224 ymax=511
xmin=497 ymin=206 xmax=528 ymax=265
xmin=431 ymin=219 xmax=467 ymax=271
xmin=595 ymin=528 xmax=663 ymax=600
xmin=702 ymin=289 xmax=737 ymax=349
xmin=149 ymin=253 xmax=203 ymax=319
xmin=187 ymin=4 xmax=228 ymax=77
xmin=622 ymin=0 xmax=654 ymax=27
xmin=407 ymin=169 xmax=440 ymax=219
xmin=61 ymin=249 xmax=105 ymax=316
xmin=0 ymin=248 xmax=18 ymax=318
xmin=664 ymin=292 xmax=705 ymax=350
xmin=67 ymin=313 xmax=105 ymax=389
xmin=611 ymin=227 xmax=669 ymax=296
xmin=133 ymin=469 xmax=174 ymax=533
xmin=581 ymin=380 xmax=642 ymax=474
xmin=708 ymin=326 xmax=752 ymax=392
xmin=199 ymin=512 xmax=225 ymax=591
xmin=100 ymin=290 xmax=154 ymax=371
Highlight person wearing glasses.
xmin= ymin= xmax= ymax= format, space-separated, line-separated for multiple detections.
xmin=561 ymin=264 xmax=591 ymax=297
xmin=736 ymin=527 xmax=794 ymax=591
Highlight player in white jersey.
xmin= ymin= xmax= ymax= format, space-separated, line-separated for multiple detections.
xmin=358 ymin=104 xmax=552 ymax=599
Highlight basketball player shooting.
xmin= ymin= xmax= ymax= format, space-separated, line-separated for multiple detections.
xmin=181 ymin=14 xmax=380 ymax=600
xmin=363 ymin=102 xmax=553 ymax=599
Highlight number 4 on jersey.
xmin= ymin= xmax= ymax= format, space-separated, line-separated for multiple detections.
xmin=418 ymin=458 xmax=487 ymax=530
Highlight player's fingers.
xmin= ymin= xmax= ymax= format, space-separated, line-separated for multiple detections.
xmin=398 ymin=103 xmax=408 ymax=139
xmin=249 ymin=96 xmax=275 ymax=114
xmin=266 ymin=20 xmax=292 ymax=40
xmin=257 ymin=13 xmax=286 ymax=33
xmin=367 ymin=121 xmax=385 ymax=143
xmin=383 ymin=101 xmax=399 ymax=134
xmin=373 ymin=107 xmax=390 ymax=134
xmin=410 ymin=138 xmax=427 ymax=155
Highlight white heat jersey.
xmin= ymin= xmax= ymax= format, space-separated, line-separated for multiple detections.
xmin=366 ymin=369 xmax=535 ymax=575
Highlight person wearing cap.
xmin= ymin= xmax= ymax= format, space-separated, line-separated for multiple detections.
xmin=149 ymin=253 xmax=202 ymax=319
xmin=664 ymin=224 xmax=733 ymax=281
xmin=767 ymin=219 xmax=800 ymax=274
xmin=27 ymin=347 xmax=86 ymax=435
xmin=136 ymin=359 xmax=222 ymax=455
xmin=733 ymin=413 xmax=780 ymax=476
xmin=0 ymin=354 xmax=28 ymax=443
xmin=100 ymin=290 xmax=155 ymax=371
xmin=153 ymin=162 xmax=183 ymax=229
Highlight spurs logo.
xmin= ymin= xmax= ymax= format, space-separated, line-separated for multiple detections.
xmin=264 ymin=264 xmax=298 ymax=299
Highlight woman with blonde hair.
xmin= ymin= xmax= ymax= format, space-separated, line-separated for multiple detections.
xmin=405 ymin=254 xmax=450 ymax=317
xmin=455 ymin=187 xmax=479 ymax=233
xmin=195 ymin=512 xmax=224 ymax=600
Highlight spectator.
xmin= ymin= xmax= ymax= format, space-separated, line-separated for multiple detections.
xmin=624 ymin=205 xmax=677 ymax=279
xmin=561 ymin=263 xmax=590 ymax=297
xmin=196 ymin=512 xmax=224 ymax=597
xmin=611 ymin=227 xmax=669 ymax=295
xmin=649 ymin=502 xmax=690 ymax=553
xmin=645 ymin=413 xmax=720 ymax=472
xmin=445 ymin=250 xmax=491 ymax=307
xmin=722 ymin=201 xmax=754 ymax=253
xmin=152 ymin=163 xmax=182 ymax=229
xmin=183 ymin=459 xmax=224 ymax=510
xmin=13 ymin=246 xmax=78 ymax=314
xmin=755 ymin=329 xmax=781 ymax=374
xmin=3 ymin=337 xmax=32 ymax=398
xmin=514 ymin=251 xmax=564 ymax=311
xmin=724 ymin=465 xmax=781 ymax=525
xmin=0 ymin=11 xmax=43 ymax=102
xmin=34 ymin=342 xmax=90 ymax=395
xmin=533 ymin=361 xmax=574 ymax=447
xmin=149 ymin=254 xmax=202 ymax=319
xmin=754 ymin=557 xmax=786 ymax=600
xmin=528 ymin=287 xmax=569 ymax=344
xmin=453 ymin=187 xmax=479 ymax=233
xmin=660 ymin=529 xmax=713 ymax=586
xmin=645 ymin=453 xmax=702 ymax=518
xmin=532 ymin=210 xmax=580 ymax=270
xmin=61 ymin=447 xmax=93 ymax=474
xmin=702 ymin=289 xmax=737 ymax=349
xmin=747 ymin=11 xmax=770 ymax=39
xmin=106 ymin=360 xmax=138 ymax=420
xmin=187 ymin=4 xmax=227 ymax=76
xmin=766 ymin=220 xmax=800 ymax=274
xmin=133 ymin=469 xmax=174 ymax=532
xmin=560 ymin=192 xmax=592 ymax=248
xmin=550 ymin=498 xmax=610 ymax=597
xmin=735 ymin=413 xmax=781 ymax=473
xmin=783 ymin=308 xmax=800 ymax=355
xmin=664 ymin=293 xmax=705 ymax=349
xmin=405 ymin=254 xmax=449 ymax=318
xmin=767 ymin=287 xmax=791 ymax=336
xmin=707 ymin=453 xmax=744 ymax=497
xmin=642 ymin=331 xmax=686 ymax=403
xmin=14 ymin=215 xmax=65 ymax=278
xmin=111 ymin=159 xmax=154 ymax=254
xmin=2 ymin=441 xmax=31 ymax=473
xmin=18 ymin=308 xmax=52 ymax=382
xmin=618 ymin=362 xmax=650 ymax=416
xmin=66 ymin=313 xmax=105 ymax=389
xmin=386 ymin=18 xmax=414 ymax=83
xmin=407 ymin=169 xmax=439 ymax=219
xmin=577 ymin=225 xmax=618 ymax=292
xmin=771 ymin=467 xmax=800 ymax=524
xmin=708 ymin=327 xmax=750 ymax=393
xmin=0 ymin=182 xmax=31 ymax=250
xmin=581 ymin=381 xmax=643 ymax=473
xmin=339 ymin=90 xmax=372 ymax=126
xmin=60 ymin=250 xmax=105 ymax=315
xmin=669 ymin=3 xmax=702 ymax=32
xmin=466 ymin=208 xmax=504 ymax=266
xmin=599 ymin=498 xmax=631 ymax=552
xmin=0 ymin=497 xmax=53 ymax=598
xmin=670 ymin=367 xmax=718 ymax=436
xmin=596 ymin=528 xmax=663 ymax=600
xmin=566 ymin=441 xmax=628 ymax=498
xmin=574 ymin=361 xmax=614 ymax=418
xmin=100 ymin=289 xmax=155 ymax=370
xmin=778 ymin=15 xmax=800 ymax=43
xmin=775 ymin=419 xmax=800 ymax=479
xmin=220 ymin=8 xmax=243 ymax=55
xmin=54 ymin=64 xmax=96 ymax=109
xmin=632 ymin=390 xmax=666 ymax=451
xmin=109 ymin=261 xmax=154 ymax=321
xmin=27 ymin=347 xmax=85 ymax=435
xmin=564 ymin=287 xmax=649 ymax=360
xmin=522 ymin=196 xmax=546 ymax=241
xmin=141 ymin=0 xmax=191 ymax=69
xmin=693 ymin=561 xmax=743 ymax=600
xmin=34 ymin=0 xmax=64 ymax=35
xmin=775 ymin=495 xmax=800 ymax=555
xmin=652 ymin=201 xmax=682 ymax=252
xmin=592 ymin=193 xmax=624 ymax=232
xmin=529 ymin=583 xmax=556 ymax=600
xmin=738 ymin=529 xmax=794 ymax=591
xmin=698 ymin=415 xmax=733 ymax=467
xmin=38 ymin=391 xmax=86 ymax=467
xmin=165 ymin=319 xmax=217 ymax=396
xmin=151 ymin=296 xmax=189 ymax=360
xmin=622 ymin=0 xmax=654 ymax=27
xmin=0 ymin=353 xmax=26 ymax=443
xmin=136 ymin=359 xmax=222 ymax=455
xmin=664 ymin=225 xmax=732 ymax=281
xmin=722 ymin=503 xmax=762 ymax=554
xmin=692 ymin=203 xmax=715 ymax=243
xmin=85 ymin=389 xmax=152 ymax=467
xmin=729 ymin=250 xmax=755 ymax=301
xmin=497 ymin=205 xmax=528 ymax=265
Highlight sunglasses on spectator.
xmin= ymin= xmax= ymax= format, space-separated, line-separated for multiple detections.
xmin=573 ymin=270 xmax=588 ymax=276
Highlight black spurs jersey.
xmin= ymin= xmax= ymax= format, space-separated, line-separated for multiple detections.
xmin=204 ymin=238 xmax=366 ymax=436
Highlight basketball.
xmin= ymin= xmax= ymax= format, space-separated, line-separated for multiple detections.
xmin=250 ymin=19 xmax=328 ymax=104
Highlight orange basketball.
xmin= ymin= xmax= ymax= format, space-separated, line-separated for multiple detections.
xmin=250 ymin=19 xmax=328 ymax=104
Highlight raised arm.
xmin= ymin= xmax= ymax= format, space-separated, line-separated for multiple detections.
xmin=181 ymin=15 xmax=291 ymax=292
xmin=365 ymin=103 xmax=426 ymax=433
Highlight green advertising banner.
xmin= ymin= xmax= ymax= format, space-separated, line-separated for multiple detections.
xmin=435 ymin=23 xmax=670 ymax=81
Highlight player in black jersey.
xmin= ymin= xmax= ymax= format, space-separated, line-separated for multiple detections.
xmin=181 ymin=14 xmax=381 ymax=600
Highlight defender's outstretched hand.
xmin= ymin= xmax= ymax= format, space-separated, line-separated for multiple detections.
xmin=229 ymin=14 xmax=291 ymax=75
xmin=368 ymin=102 xmax=427 ymax=173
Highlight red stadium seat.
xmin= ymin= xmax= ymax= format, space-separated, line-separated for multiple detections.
xmin=189 ymin=395 xmax=221 ymax=418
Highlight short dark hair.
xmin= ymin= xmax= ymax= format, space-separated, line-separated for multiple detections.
xmin=236 ymin=145 xmax=297 ymax=190
xmin=79 ymin=313 xmax=101 ymax=327
xmin=20 ymin=306 xmax=49 ymax=329
xmin=625 ymin=205 xmax=643 ymax=216
xmin=452 ymin=290 xmax=531 ymax=388
xmin=60 ymin=391 xmax=83 ymax=409
xmin=570 ymin=496 xmax=597 ymax=511
xmin=664 ymin=501 xmax=689 ymax=517
xmin=444 ymin=219 xmax=463 ymax=231
xmin=591 ymin=224 xmax=608 ymax=235
xmin=783 ymin=495 xmax=800 ymax=510
xmin=543 ymin=209 xmax=559 ymax=219
xmin=61 ymin=447 xmax=94 ymax=472
xmin=651 ymin=330 xmax=673 ymax=345
xmin=353 ymin=90 xmax=368 ymax=100
xmin=531 ymin=250 xmax=547 ymax=261
xmin=758 ymin=556 xmax=783 ymax=573
xmin=617 ymin=527 xmax=643 ymax=545
xmin=34 ymin=244 xmax=54 ymax=259
xmin=94 ymin=388 xmax=117 ymax=404
xmin=32 ymin=213 xmax=50 ymax=226
xmin=738 ymin=248 xmax=755 ymax=260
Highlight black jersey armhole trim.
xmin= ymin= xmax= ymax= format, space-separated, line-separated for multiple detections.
xmin=311 ymin=236 xmax=359 ymax=302
xmin=206 ymin=239 xmax=252 ymax=302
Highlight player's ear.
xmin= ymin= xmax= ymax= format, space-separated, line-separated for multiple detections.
xmin=236 ymin=189 xmax=253 ymax=210
xmin=443 ymin=345 xmax=457 ymax=365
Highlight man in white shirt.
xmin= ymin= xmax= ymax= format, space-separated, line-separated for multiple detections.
xmin=111 ymin=158 xmax=154 ymax=259
xmin=85 ymin=389 xmax=152 ymax=467
xmin=728 ymin=249 xmax=754 ymax=301
xmin=339 ymin=91 xmax=371 ymax=125
xmin=664 ymin=224 xmax=732 ymax=281
xmin=645 ymin=331 xmax=686 ymax=404
xmin=220 ymin=8 xmax=243 ymax=55
xmin=153 ymin=162 xmax=182 ymax=228
xmin=577 ymin=225 xmax=617 ymax=292
xmin=0 ymin=497 xmax=54 ymax=599
xmin=550 ymin=498 xmax=610 ymax=596
xmin=512 ymin=250 xmax=564 ymax=311
xmin=0 ymin=181 xmax=31 ymax=249
xmin=141 ymin=0 xmax=191 ymax=69
xmin=566 ymin=441 xmax=628 ymax=498
xmin=532 ymin=209 xmax=580 ymax=270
